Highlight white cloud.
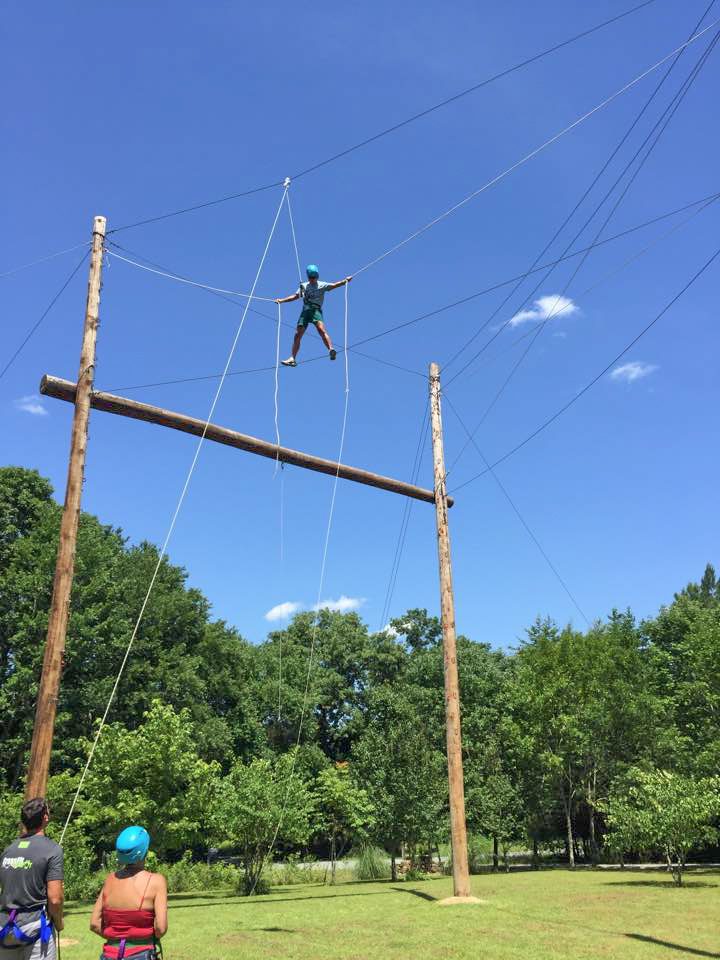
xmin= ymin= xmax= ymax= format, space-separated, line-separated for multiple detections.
xmin=15 ymin=395 xmax=48 ymax=416
xmin=314 ymin=595 xmax=365 ymax=614
xmin=509 ymin=294 xmax=579 ymax=327
xmin=264 ymin=601 xmax=302 ymax=622
xmin=610 ymin=361 xmax=658 ymax=384
xmin=383 ymin=623 xmax=399 ymax=637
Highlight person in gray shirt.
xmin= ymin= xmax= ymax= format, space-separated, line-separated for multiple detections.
xmin=276 ymin=263 xmax=352 ymax=367
xmin=0 ymin=798 xmax=64 ymax=959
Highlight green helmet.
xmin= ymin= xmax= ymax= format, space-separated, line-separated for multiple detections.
xmin=306 ymin=264 xmax=319 ymax=278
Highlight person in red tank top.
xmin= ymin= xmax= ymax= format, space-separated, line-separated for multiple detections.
xmin=90 ymin=827 xmax=167 ymax=960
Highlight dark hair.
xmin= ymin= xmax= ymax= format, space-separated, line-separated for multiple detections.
xmin=21 ymin=797 xmax=48 ymax=831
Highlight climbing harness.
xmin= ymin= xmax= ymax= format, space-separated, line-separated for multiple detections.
xmin=0 ymin=908 xmax=52 ymax=950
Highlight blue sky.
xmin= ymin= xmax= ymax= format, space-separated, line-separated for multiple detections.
xmin=3 ymin=0 xmax=719 ymax=648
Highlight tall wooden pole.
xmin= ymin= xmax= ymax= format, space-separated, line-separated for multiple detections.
xmin=25 ymin=215 xmax=106 ymax=800
xmin=429 ymin=361 xmax=471 ymax=899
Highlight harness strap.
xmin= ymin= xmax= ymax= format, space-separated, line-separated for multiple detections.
xmin=0 ymin=908 xmax=52 ymax=947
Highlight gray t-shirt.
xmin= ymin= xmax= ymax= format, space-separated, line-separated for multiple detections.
xmin=0 ymin=833 xmax=63 ymax=924
xmin=299 ymin=280 xmax=333 ymax=308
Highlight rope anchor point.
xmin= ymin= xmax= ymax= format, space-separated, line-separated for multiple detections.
xmin=283 ymin=177 xmax=291 ymax=189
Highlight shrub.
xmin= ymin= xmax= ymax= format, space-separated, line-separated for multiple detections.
xmin=158 ymin=852 xmax=238 ymax=893
xmin=353 ymin=844 xmax=389 ymax=881
xmin=269 ymin=855 xmax=321 ymax=886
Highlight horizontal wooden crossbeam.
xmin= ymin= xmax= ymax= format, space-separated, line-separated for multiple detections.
xmin=40 ymin=375 xmax=452 ymax=506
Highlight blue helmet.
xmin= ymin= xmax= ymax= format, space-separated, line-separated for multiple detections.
xmin=306 ymin=264 xmax=319 ymax=278
xmin=116 ymin=826 xmax=150 ymax=864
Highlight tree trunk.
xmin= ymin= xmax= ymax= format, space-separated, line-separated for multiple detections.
xmin=532 ymin=838 xmax=539 ymax=870
xmin=588 ymin=809 xmax=598 ymax=864
xmin=391 ymin=853 xmax=397 ymax=882
xmin=330 ymin=833 xmax=337 ymax=885
xmin=562 ymin=793 xmax=575 ymax=869
xmin=492 ymin=836 xmax=499 ymax=872
xmin=587 ymin=768 xmax=600 ymax=865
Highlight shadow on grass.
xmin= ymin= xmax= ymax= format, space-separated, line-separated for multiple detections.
xmin=626 ymin=934 xmax=720 ymax=957
xmin=608 ymin=881 xmax=718 ymax=889
xmin=391 ymin=887 xmax=438 ymax=902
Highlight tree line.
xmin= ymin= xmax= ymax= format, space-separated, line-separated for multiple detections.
xmin=1 ymin=467 xmax=718 ymax=889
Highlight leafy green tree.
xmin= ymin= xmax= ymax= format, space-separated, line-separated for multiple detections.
xmin=79 ymin=701 xmax=220 ymax=859
xmin=313 ymin=764 xmax=375 ymax=883
xmin=257 ymin=610 xmax=373 ymax=759
xmin=0 ymin=468 xmax=261 ymax=786
xmin=212 ymin=752 xmax=314 ymax=895
xmin=352 ymin=686 xmax=446 ymax=879
xmin=603 ymin=769 xmax=720 ymax=885
xmin=643 ymin=566 xmax=720 ymax=777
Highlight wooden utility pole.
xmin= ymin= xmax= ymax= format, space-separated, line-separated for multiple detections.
xmin=25 ymin=215 xmax=106 ymax=800
xmin=429 ymin=361 xmax=471 ymax=900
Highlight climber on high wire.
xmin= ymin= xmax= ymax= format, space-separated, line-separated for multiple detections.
xmin=276 ymin=264 xmax=352 ymax=367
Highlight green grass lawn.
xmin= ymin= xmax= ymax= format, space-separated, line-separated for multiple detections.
xmin=61 ymin=869 xmax=719 ymax=960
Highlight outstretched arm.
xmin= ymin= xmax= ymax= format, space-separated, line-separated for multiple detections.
xmin=275 ymin=291 xmax=301 ymax=304
xmin=326 ymin=276 xmax=353 ymax=291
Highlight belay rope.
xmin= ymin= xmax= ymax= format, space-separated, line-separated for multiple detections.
xmin=59 ymin=183 xmax=291 ymax=845
xmin=250 ymin=273 xmax=351 ymax=895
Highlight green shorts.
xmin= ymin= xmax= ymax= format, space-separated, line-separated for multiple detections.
xmin=298 ymin=305 xmax=323 ymax=328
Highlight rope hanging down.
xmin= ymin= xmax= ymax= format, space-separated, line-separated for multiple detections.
xmin=59 ymin=183 xmax=291 ymax=843
xmin=252 ymin=280 xmax=351 ymax=893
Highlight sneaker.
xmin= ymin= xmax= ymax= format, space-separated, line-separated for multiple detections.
xmin=329 ymin=349 xmax=337 ymax=361
xmin=281 ymin=357 xmax=297 ymax=367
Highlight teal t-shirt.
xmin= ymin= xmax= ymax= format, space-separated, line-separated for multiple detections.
xmin=299 ymin=280 xmax=333 ymax=307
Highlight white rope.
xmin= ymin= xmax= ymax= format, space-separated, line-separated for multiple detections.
xmin=273 ymin=301 xmax=282 ymax=478
xmin=352 ymin=18 xmax=720 ymax=277
xmin=250 ymin=281 xmax=351 ymax=893
xmin=286 ymin=190 xmax=304 ymax=284
xmin=0 ymin=241 xmax=91 ymax=280
xmin=59 ymin=184 xmax=290 ymax=843
xmin=106 ymin=250 xmax=277 ymax=302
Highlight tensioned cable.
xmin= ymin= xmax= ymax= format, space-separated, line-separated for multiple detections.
xmin=443 ymin=391 xmax=589 ymax=625
xmin=107 ymin=0 xmax=659 ymax=235
xmin=446 ymin=20 xmax=719 ymax=398
xmin=104 ymin=190 xmax=720 ymax=395
xmin=450 ymin=242 xmax=720 ymax=495
xmin=286 ymin=190 xmax=304 ymax=284
xmin=378 ymin=404 xmax=430 ymax=632
xmin=351 ymin=18 xmax=720 ymax=278
xmin=1 ymin=251 xmax=89 ymax=382
xmin=444 ymin=31 xmax=720 ymax=476
xmin=105 ymin=251 xmax=275 ymax=301
xmin=445 ymin=193 xmax=719 ymax=477
xmin=59 ymin=185 xmax=290 ymax=843
xmin=441 ymin=0 xmax=718 ymax=382
xmin=103 ymin=239 xmax=422 ymax=380
xmin=0 ymin=241 xmax=90 ymax=280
